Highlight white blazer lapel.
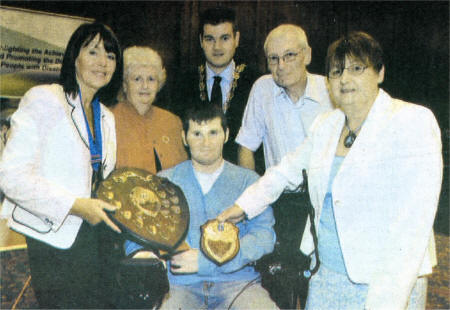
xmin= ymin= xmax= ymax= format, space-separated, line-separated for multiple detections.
xmin=338 ymin=90 xmax=393 ymax=174
xmin=65 ymin=93 xmax=90 ymax=149
xmin=316 ymin=111 xmax=344 ymax=205
xmin=300 ymin=109 xmax=344 ymax=254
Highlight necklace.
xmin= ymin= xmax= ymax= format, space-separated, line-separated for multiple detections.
xmin=343 ymin=116 xmax=364 ymax=148
xmin=198 ymin=63 xmax=246 ymax=113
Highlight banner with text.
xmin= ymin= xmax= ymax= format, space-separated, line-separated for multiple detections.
xmin=0 ymin=6 xmax=92 ymax=98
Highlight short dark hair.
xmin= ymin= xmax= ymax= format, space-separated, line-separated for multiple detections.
xmin=59 ymin=22 xmax=123 ymax=106
xmin=199 ymin=7 xmax=238 ymax=37
xmin=182 ymin=104 xmax=228 ymax=134
xmin=326 ymin=31 xmax=384 ymax=78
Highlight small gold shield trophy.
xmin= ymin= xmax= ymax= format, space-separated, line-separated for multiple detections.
xmin=201 ymin=219 xmax=240 ymax=265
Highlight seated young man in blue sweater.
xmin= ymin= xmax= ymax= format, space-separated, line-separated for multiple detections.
xmin=125 ymin=105 xmax=277 ymax=309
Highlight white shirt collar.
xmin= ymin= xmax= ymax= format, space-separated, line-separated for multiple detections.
xmin=274 ymin=72 xmax=321 ymax=105
xmin=193 ymin=161 xmax=225 ymax=195
xmin=206 ymin=60 xmax=235 ymax=83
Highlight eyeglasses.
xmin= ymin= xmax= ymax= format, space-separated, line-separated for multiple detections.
xmin=267 ymin=51 xmax=301 ymax=65
xmin=328 ymin=64 xmax=368 ymax=79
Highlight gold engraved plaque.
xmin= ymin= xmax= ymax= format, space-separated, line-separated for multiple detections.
xmin=201 ymin=219 xmax=239 ymax=265
xmin=97 ymin=167 xmax=189 ymax=252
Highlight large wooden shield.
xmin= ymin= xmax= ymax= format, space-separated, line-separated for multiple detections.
xmin=201 ymin=219 xmax=239 ymax=265
xmin=96 ymin=167 xmax=189 ymax=253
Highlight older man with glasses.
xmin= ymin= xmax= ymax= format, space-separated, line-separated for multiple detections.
xmin=235 ymin=24 xmax=332 ymax=308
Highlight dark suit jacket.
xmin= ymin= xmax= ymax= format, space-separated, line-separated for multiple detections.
xmin=172 ymin=62 xmax=264 ymax=173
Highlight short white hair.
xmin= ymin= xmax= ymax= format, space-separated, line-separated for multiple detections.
xmin=264 ymin=24 xmax=310 ymax=55
xmin=123 ymin=46 xmax=167 ymax=89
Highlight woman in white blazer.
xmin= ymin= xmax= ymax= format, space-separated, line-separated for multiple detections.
xmin=0 ymin=23 xmax=123 ymax=308
xmin=218 ymin=32 xmax=443 ymax=310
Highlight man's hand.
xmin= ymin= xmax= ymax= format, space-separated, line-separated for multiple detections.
xmin=70 ymin=198 xmax=121 ymax=233
xmin=217 ymin=204 xmax=246 ymax=224
xmin=170 ymin=248 xmax=198 ymax=274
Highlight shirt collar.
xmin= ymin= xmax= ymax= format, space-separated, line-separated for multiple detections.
xmin=303 ymin=73 xmax=324 ymax=103
xmin=193 ymin=159 xmax=225 ymax=177
xmin=206 ymin=60 xmax=235 ymax=83
xmin=274 ymin=72 xmax=321 ymax=104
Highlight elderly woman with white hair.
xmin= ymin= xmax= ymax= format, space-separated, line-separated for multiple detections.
xmin=112 ymin=46 xmax=187 ymax=173
xmin=107 ymin=46 xmax=187 ymax=309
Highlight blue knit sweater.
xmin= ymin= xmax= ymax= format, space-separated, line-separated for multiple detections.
xmin=125 ymin=160 xmax=276 ymax=285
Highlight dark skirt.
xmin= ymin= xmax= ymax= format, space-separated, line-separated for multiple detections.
xmin=26 ymin=222 xmax=106 ymax=309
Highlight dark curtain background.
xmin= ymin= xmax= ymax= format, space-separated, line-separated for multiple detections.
xmin=2 ymin=1 xmax=449 ymax=234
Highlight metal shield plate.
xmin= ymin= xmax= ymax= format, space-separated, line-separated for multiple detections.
xmin=97 ymin=167 xmax=189 ymax=252
xmin=201 ymin=219 xmax=239 ymax=265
